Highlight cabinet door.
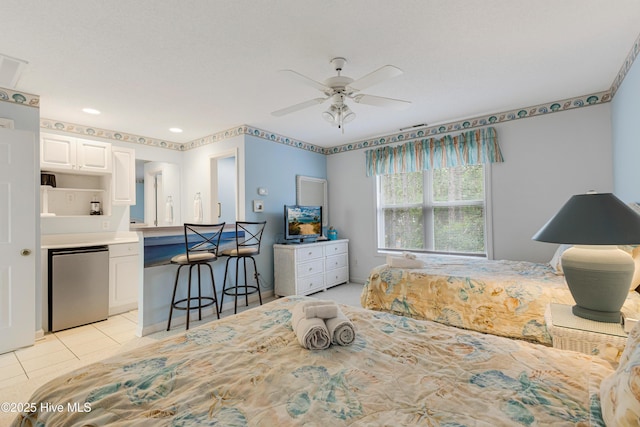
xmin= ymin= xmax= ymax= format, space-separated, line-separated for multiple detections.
xmin=41 ymin=134 xmax=76 ymax=170
xmin=109 ymin=254 xmax=139 ymax=315
xmin=112 ymin=146 xmax=136 ymax=205
xmin=77 ymin=139 xmax=112 ymax=173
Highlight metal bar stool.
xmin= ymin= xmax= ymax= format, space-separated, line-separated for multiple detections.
xmin=220 ymin=221 xmax=266 ymax=314
xmin=167 ymin=222 xmax=225 ymax=330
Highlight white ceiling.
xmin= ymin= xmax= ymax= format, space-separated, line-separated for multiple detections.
xmin=3 ymin=1 xmax=640 ymax=148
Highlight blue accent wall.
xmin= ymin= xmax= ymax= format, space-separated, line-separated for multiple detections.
xmin=243 ymin=134 xmax=326 ymax=289
xmin=612 ymin=57 xmax=640 ymax=202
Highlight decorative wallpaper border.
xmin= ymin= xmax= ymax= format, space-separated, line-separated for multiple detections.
xmin=180 ymin=125 xmax=324 ymax=153
xmin=325 ymin=90 xmax=611 ymax=154
xmin=0 ymin=88 xmax=39 ymax=108
xmin=22 ymin=29 xmax=640 ymax=155
xmin=242 ymin=126 xmax=325 ymax=154
xmin=35 ymin=88 xmax=614 ymax=156
xmin=610 ymin=31 xmax=640 ymax=97
xmin=40 ymin=119 xmax=184 ymax=151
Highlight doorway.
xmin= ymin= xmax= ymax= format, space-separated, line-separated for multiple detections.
xmin=210 ymin=149 xmax=241 ymax=224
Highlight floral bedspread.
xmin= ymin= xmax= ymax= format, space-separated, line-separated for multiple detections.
xmin=13 ymin=296 xmax=613 ymax=426
xmin=361 ymin=255 xmax=640 ymax=345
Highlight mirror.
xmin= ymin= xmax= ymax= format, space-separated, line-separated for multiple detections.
xmin=296 ymin=175 xmax=328 ymax=226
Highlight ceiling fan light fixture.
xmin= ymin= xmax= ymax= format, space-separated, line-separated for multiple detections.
xmin=342 ymin=105 xmax=356 ymax=124
xmin=322 ymin=106 xmax=337 ymax=123
xmin=272 ymin=57 xmax=409 ymax=133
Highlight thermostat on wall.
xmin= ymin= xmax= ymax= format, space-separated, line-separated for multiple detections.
xmin=253 ymin=200 xmax=264 ymax=212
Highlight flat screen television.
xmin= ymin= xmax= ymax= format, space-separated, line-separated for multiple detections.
xmin=284 ymin=205 xmax=322 ymax=243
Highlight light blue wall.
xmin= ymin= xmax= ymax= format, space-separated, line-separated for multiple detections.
xmin=612 ymin=56 xmax=640 ymax=202
xmin=243 ymin=135 xmax=326 ymax=290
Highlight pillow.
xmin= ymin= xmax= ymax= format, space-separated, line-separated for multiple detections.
xmin=548 ymin=244 xmax=571 ymax=275
xmin=600 ymin=319 xmax=640 ymax=425
xmin=619 ymin=313 xmax=640 ymax=369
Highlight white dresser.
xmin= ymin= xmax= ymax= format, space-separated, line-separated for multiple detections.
xmin=274 ymin=239 xmax=349 ymax=296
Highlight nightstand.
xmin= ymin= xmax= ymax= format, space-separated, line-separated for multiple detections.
xmin=544 ymin=303 xmax=627 ymax=362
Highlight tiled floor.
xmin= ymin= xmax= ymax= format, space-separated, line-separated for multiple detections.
xmin=0 ymin=283 xmax=362 ymax=425
xmin=0 ymin=306 xmax=244 ymax=426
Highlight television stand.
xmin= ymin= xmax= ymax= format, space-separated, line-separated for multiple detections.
xmin=273 ymin=239 xmax=349 ymax=296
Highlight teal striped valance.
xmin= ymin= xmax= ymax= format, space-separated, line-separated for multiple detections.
xmin=365 ymin=127 xmax=503 ymax=176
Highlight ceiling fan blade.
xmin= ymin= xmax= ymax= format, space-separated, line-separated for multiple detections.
xmin=352 ymin=94 xmax=411 ymax=110
xmin=348 ymin=65 xmax=403 ymax=91
xmin=271 ymin=97 xmax=328 ymax=117
xmin=279 ymin=69 xmax=329 ymax=92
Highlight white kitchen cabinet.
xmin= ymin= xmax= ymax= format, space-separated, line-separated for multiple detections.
xmin=109 ymin=242 xmax=140 ymax=315
xmin=111 ymin=146 xmax=136 ymax=205
xmin=274 ymin=239 xmax=349 ymax=296
xmin=41 ymin=133 xmax=112 ymax=174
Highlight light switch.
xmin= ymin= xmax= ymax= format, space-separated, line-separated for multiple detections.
xmin=253 ymin=200 xmax=264 ymax=212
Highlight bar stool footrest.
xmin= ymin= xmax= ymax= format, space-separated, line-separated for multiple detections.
xmin=223 ymin=286 xmax=260 ymax=297
xmin=172 ymin=297 xmax=217 ymax=311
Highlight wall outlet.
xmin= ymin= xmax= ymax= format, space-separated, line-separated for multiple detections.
xmin=102 ymin=221 xmax=110 ymax=230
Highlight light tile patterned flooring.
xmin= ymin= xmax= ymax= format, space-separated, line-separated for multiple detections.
xmin=0 ymin=283 xmax=362 ymax=425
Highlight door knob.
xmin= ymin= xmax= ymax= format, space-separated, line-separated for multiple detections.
xmin=20 ymin=249 xmax=31 ymax=256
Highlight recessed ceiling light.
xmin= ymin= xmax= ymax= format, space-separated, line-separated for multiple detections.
xmin=169 ymin=127 xmax=183 ymax=133
xmin=82 ymin=108 xmax=101 ymax=115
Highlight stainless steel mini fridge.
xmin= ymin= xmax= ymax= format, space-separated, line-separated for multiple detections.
xmin=48 ymin=245 xmax=109 ymax=332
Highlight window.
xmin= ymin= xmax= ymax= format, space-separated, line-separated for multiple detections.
xmin=376 ymin=165 xmax=489 ymax=256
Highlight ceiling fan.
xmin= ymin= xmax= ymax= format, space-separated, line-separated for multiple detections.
xmin=272 ymin=57 xmax=411 ymax=132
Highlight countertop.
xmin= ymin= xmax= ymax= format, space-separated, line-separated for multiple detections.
xmin=41 ymin=231 xmax=139 ymax=249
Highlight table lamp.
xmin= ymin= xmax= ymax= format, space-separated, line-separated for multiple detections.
xmin=533 ymin=192 xmax=640 ymax=323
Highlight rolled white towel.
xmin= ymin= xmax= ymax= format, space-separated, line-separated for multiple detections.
xmin=325 ymin=306 xmax=356 ymax=346
xmin=304 ymin=302 xmax=338 ymax=320
xmin=291 ymin=302 xmax=331 ymax=350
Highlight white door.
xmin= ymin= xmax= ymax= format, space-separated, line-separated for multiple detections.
xmin=0 ymin=129 xmax=36 ymax=354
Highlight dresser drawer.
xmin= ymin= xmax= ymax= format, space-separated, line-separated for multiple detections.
xmin=324 ymin=241 xmax=347 ymax=256
xmin=297 ymin=259 xmax=324 ymax=278
xmin=299 ymin=274 xmax=325 ymax=295
xmin=325 ymin=253 xmax=348 ymax=271
xmin=325 ymin=266 xmax=349 ymax=287
xmin=296 ymin=245 xmax=324 ymax=262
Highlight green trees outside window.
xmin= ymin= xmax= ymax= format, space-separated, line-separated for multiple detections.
xmin=378 ymin=165 xmax=486 ymax=255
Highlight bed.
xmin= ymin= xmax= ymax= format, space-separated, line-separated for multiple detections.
xmin=361 ymin=253 xmax=640 ymax=346
xmin=10 ymin=296 xmax=639 ymax=426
